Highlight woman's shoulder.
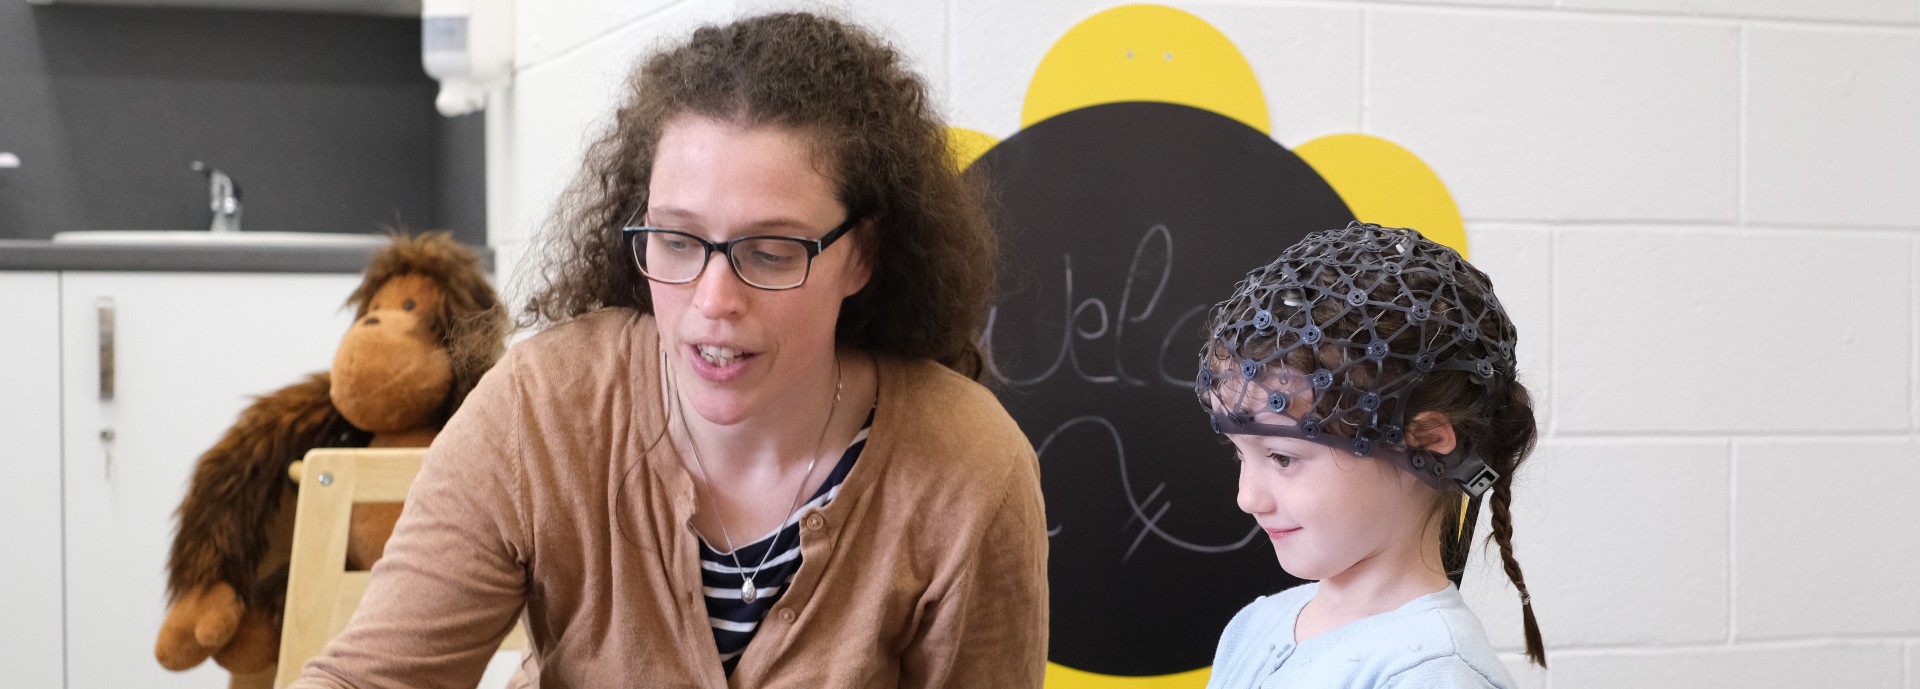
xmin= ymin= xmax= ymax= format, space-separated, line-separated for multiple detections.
xmin=513 ymin=308 xmax=649 ymax=361
xmin=503 ymin=308 xmax=652 ymax=390
xmin=877 ymin=358 xmax=1033 ymax=465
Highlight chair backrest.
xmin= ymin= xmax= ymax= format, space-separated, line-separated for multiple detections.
xmin=273 ymin=448 xmax=524 ymax=689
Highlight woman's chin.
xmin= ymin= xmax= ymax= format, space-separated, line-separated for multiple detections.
xmin=686 ymin=390 xmax=757 ymax=427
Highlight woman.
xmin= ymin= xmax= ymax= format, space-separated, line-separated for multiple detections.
xmin=291 ymin=12 xmax=1047 ymax=689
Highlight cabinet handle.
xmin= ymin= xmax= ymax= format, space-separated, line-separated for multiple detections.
xmin=97 ymin=297 xmax=114 ymax=401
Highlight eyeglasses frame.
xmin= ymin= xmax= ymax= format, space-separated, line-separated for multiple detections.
xmin=621 ymin=215 xmax=859 ymax=291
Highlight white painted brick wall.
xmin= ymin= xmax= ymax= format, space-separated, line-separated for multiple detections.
xmin=1555 ymin=226 xmax=1910 ymax=434
xmin=1565 ymin=0 xmax=1920 ymax=24
xmin=1463 ymin=441 xmax=1732 ymax=648
xmin=1367 ymin=10 xmax=1739 ymax=223
xmin=488 ymin=1 xmax=1920 ymax=685
xmin=1745 ymin=26 xmax=1920 ymax=228
xmin=1735 ymin=439 xmax=1920 ymax=639
xmin=1552 ymin=643 xmax=1907 ymax=688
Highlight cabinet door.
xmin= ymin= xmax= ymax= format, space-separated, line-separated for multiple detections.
xmin=0 ymin=273 xmax=66 ymax=689
xmin=61 ymin=272 xmax=362 ymax=689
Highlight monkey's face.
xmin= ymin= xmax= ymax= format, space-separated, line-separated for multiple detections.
xmin=330 ymin=274 xmax=453 ymax=433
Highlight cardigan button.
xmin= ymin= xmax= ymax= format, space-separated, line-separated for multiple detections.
xmin=778 ymin=608 xmax=796 ymax=623
xmin=804 ymin=514 xmax=826 ymax=531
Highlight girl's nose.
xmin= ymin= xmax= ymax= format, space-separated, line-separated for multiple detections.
xmin=1235 ymin=462 xmax=1273 ymax=516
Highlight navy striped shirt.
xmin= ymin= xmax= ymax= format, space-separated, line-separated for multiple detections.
xmin=697 ymin=412 xmax=870 ymax=675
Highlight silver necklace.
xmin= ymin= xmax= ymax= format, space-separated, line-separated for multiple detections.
xmin=673 ymin=353 xmax=841 ymax=604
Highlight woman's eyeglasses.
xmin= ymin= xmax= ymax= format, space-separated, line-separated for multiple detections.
xmin=622 ymin=216 xmax=857 ymax=291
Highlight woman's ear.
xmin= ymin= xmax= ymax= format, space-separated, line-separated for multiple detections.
xmin=838 ymin=217 xmax=878 ymax=298
xmin=1408 ymin=411 xmax=1458 ymax=456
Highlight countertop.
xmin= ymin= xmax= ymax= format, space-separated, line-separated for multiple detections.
xmin=0 ymin=239 xmax=493 ymax=273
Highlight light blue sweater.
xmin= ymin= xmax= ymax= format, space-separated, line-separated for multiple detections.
xmin=1205 ymin=583 xmax=1516 ymax=689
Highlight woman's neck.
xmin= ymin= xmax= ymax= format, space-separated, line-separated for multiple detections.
xmin=668 ymin=349 xmax=876 ymax=479
xmin=1296 ymin=518 xmax=1451 ymax=642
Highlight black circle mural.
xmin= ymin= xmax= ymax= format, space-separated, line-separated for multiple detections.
xmin=971 ymin=101 xmax=1356 ymax=676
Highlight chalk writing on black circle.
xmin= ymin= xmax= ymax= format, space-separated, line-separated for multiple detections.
xmin=973 ymin=102 xmax=1354 ymax=676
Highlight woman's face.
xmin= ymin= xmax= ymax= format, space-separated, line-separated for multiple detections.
xmin=646 ymin=114 xmax=871 ymax=426
xmin=1217 ymin=381 xmax=1439 ymax=582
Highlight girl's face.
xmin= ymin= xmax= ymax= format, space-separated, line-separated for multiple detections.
xmin=1224 ymin=406 xmax=1441 ymax=582
xmin=646 ymin=114 xmax=871 ymax=426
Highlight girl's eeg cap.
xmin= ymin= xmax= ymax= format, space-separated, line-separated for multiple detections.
xmin=1196 ymin=222 xmax=1517 ymax=496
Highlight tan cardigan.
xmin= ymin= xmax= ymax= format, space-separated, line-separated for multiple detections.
xmin=292 ymin=309 xmax=1048 ymax=689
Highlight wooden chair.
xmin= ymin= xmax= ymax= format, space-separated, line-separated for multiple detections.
xmin=274 ymin=448 xmax=525 ymax=688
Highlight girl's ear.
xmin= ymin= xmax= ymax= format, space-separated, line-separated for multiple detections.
xmin=1408 ymin=411 xmax=1458 ymax=456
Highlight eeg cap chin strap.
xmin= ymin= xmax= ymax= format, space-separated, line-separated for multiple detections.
xmin=1196 ymin=222 xmax=1517 ymax=498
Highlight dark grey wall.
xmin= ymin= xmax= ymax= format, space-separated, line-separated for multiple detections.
xmin=0 ymin=3 xmax=484 ymax=245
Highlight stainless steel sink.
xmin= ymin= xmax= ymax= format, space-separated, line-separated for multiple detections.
xmin=52 ymin=231 xmax=389 ymax=249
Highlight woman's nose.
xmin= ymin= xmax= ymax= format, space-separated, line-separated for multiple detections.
xmin=692 ymin=253 xmax=749 ymax=318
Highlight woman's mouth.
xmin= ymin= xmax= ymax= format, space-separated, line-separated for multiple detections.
xmin=688 ymin=343 xmax=756 ymax=381
xmin=698 ymin=344 xmax=744 ymax=367
xmin=1265 ymin=527 xmax=1301 ymax=541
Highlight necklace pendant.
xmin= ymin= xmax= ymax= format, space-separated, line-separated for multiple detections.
xmin=741 ymin=578 xmax=758 ymax=604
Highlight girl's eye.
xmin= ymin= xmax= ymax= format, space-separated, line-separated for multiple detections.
xmin=1267 ymin=452 xmax=1294 ymax=468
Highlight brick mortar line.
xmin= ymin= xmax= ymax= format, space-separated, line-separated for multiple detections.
xmin=1467 ymin=219 xmax=1920 ymax=233
xmin=1545 ymin=432 xmax=1919 ymax=442
xmin=1726 ymin=438 xmax=1737 ymax=644
xmin=1227 ymin=0 xmax=1920 ymax=32
xmin=1543 ymin=637 xmax=1920 ymax=656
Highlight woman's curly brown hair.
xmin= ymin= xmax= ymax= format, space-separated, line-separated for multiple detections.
xmin=519 ymin=11 xmax=997 ymax=378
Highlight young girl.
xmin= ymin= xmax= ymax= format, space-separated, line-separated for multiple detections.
xmin=1197 ymin=222 xmax=1544 ymax=688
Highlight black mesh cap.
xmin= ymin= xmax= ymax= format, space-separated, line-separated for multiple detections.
xmin=1196 ymin=222 xmax=1516 ymax=496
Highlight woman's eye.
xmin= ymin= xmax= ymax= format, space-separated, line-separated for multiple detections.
xmin=1267 ymin=452 xmax=1294 ymax=468
xmin=752 ymin=250 xmax=794 ymax=266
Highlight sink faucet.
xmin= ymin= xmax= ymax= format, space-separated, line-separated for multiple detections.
xmin=191 ymin=161 xmax=242 ymax=233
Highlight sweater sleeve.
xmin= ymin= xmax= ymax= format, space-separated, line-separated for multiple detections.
xmin=1382 ymin=655 xmax=1505 ymax=689
xmin=898 ymin=452 xmax=1050 ymax=689
xmin=288 ymin=350 xmax=533 ymax=689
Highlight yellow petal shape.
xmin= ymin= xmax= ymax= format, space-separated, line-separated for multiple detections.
xmin=1046 ymin=661 xmax=1210 ymax=689
xmin=949 ymin=127 xmax=1001 ymax=171
xmin=1295 ymin=134 xmax=1467 ymax=259
xmin=1023 ymin=4 xmax=1268 ymax=135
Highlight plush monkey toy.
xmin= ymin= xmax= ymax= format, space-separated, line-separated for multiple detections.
xmin=153 ymin=232 xmax=507 ymax=685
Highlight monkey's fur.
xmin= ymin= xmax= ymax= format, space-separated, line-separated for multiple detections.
xmin=155 ymin=232 xmax=507 ymax=683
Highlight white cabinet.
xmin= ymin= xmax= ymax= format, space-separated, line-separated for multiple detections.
xmin=0 ymin=272 xmax=67 ymax=689
xmin=59 ymin=272 xmax=362 ymax=689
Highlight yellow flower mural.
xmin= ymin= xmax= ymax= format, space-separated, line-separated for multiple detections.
xmin=958 ymin=6 xmax=1471 ymax=688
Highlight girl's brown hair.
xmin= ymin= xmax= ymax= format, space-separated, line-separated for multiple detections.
xmin=519 ymin=12 xmax=996 ymax=378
